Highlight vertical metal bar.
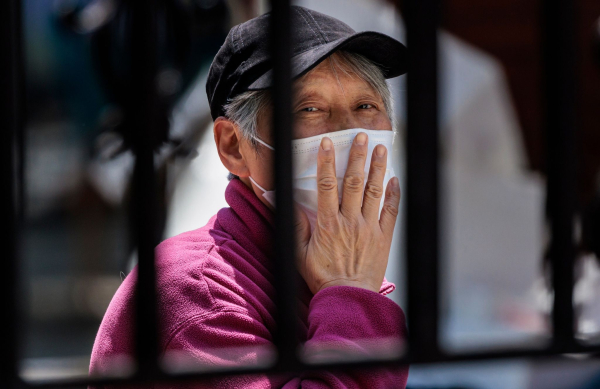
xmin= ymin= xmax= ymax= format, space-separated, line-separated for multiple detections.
xmin=0 ymin=0 xmax=22 ymax=387
xmin=130 ymin=0 xmax=161 ymax=377
xmin=404 ymin=0 xmax=441 ymax=361
xmin=269 ymin=0 xmax=299 ymax=369
xmin=542 ymin=0 xmax=577 ymax=350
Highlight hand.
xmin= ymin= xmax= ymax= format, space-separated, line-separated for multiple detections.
xmin=295 ymin=132 xmax=401 ymax=294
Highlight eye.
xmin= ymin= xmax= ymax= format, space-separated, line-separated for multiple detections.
xmin=358 ymin=104 xmax=374 ymax=109
xmin=302 ymin=107 xmax=319 ymax=112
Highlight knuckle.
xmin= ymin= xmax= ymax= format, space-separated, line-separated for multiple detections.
xmin=364 ymin=182 xmax=383 ymax=199
xmin=387 ymin=186 xmax=401 ymax=201
xmin=370 ymin=160 xmax=386 ymax=172
xmin=369 ymin=163 xmax=385 ymax=177
xmin=343 ymin=174 xmax=364 ymax=192
xmin=318 ymin=176 xmax=337 ymax=192
xmin=349 ymin=151 xmax=366 ymax=164
xmin=320 ymin=154 xmax=334 ymax=165
xmin=382 ymin=203 xmax=399 ymax=218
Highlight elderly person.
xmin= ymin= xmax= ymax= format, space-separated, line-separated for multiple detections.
xmin=91 ymin=6 xmax=409 ymax=388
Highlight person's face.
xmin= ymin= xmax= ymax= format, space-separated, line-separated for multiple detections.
xmin=259 ymin=54 xmax=392 ymax=142
xmin=228 ymin=54 xmax=392 ymax=210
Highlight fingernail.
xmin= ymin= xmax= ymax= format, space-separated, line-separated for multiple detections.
xmin=356 ymin=133 xmax=367 ymax=145
xmin=392 ymin=177 xmax=400 ymax=191
xmin=376 ymin=144 xmax=386 ymax=157
xmin=321 ymin=137 xmax=332 ymax=151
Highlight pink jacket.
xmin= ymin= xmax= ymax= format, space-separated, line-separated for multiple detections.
xmin=90 ymin=178 xmax=409 ymax=388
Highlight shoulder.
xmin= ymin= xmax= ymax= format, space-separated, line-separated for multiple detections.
xmin=155 ymin=217 xmax=238 ymax=323
xmin=155 ymin=214 xmax=275 ymax=328
xmin=156 ymin=215 xmax=231 ymax=261
xmin=92 ymin=214 xmax=260 ymax=374
xmin=155 ymin=216 xmax=277 ymax=342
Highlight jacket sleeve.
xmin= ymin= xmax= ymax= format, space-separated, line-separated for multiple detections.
xmin=161 ymin=286 xmax=408 ymax=389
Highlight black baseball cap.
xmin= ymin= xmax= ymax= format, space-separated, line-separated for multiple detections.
xmin=206 ymin=5 xmax=408 ymax=120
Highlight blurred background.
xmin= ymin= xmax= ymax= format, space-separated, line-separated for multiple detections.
xmin=17 ymin=0 xmax=600 ymax=387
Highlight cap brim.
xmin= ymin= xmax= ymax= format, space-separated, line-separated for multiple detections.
xmin=247 ymin=31 xmax=407 ymax=90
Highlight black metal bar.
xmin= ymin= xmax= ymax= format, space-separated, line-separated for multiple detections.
xmin=26 ymin=340 xmax=600 ymax=389
xmin=404 ymin=0 xmax=441 ymax=361
xmin=0 ymin=0 xmax=22 ymax=387
xmin=269 ymin=0 xmax=299 ymax=370
xmin=130 ymin=0 xmax=161 ymax=376
xmin=542 ymin=0 xmax=577 ymax=350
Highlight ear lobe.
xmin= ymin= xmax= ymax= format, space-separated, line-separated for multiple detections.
xmin=213 ymin=117 xmax=249 ymax=177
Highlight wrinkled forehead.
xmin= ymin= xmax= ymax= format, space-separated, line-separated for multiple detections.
xmin=292 ymin=54 xmax=382 ymax=102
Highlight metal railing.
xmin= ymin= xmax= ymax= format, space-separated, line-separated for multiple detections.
xmin=1 ymin=0 xmax=596 ymax=387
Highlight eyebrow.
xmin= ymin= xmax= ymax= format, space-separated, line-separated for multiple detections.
xmin=293 ymin=90 xmax=323 ymax=105
xmin=293 ymin=87 xmax=382 ymax=107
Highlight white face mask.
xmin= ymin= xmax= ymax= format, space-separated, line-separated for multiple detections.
xmin=249 ymin=128 xmax=396 ymax=231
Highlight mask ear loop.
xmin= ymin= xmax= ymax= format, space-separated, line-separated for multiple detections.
xmin=252 ymin=136 xmax=275 ymax=151
xmin=248 ymin=136 xmax=274 ymax=193
xmin=249 ymin=176 xmax=269 ymax=193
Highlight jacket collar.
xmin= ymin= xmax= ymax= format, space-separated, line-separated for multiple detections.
xmin=219 ymin=178 xmax=275 ymax=262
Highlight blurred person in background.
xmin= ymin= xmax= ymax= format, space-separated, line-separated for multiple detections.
xmin=90 ymin=6 xmax=410 ymax=387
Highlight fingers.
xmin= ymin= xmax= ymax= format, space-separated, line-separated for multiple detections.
xmin=340 ymin=132 xmax=368 ymax=217
xmin=316 ymin=137 xmax=339 ymax=221
xmin=361 ymin=144 xmax=388 ymax=222
xmin=379 ymin=177 xmax=401 ymax=238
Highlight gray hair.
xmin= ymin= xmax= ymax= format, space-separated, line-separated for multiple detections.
xmin=223 ymin=51 xmax=395 ymax=150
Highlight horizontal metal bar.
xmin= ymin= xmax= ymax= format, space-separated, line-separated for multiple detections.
xmin=25 ymin=342 xmax=600 ymax=388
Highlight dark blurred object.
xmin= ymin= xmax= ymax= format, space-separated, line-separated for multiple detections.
xmin=595 ymin=16 xmax=600 ymax=66
xmin=584 ymin=18 xmax=600 ymax=261
xmin=51 ymin=0 xmax=228 ymax=212
xmin=582 ymin=174 xmax=600 ymax=260
xmin=56 ymin=0 xmax=228 ymax=151
xmin=581 ymin=13 xmax=600 ymax=262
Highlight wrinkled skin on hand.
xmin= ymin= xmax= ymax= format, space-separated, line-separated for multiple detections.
xmin=295 ymin=132 xmax=401 ymax=294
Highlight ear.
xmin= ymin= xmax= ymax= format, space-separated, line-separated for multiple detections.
xmin=213 ymin=117 xmax=250 ymax=177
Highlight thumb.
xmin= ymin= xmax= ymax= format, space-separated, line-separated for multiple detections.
xmin=294 ymin=202 xmax=311 ymax=254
